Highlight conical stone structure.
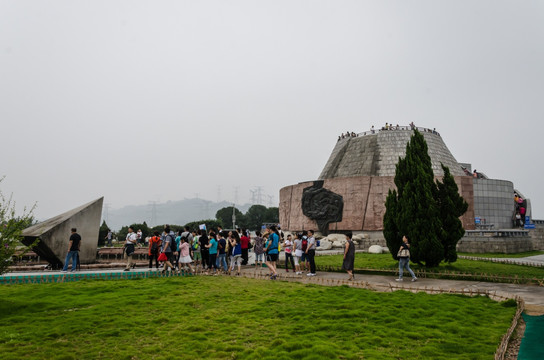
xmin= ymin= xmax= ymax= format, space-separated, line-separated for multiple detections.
xmin=280 ymin=127 xmax=475 ymax=233
xmin=320 ymin=129 xmax=464 ymax=179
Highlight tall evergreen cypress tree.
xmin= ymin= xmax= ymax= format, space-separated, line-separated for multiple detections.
xmin=383 ymin=189 xmax=400 ymax=256
xmin=436 ymin=164 xmax=468 ymax=263
xmin=384 ymin=130 xmax=445 ymax=267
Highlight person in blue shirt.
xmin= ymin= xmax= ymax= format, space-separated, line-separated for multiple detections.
xmin=265 ymin=225 xmax=280 ymax=279
xmin=229 ymin=231 xmax=242 ymax=275
xmin=217 ymin=232 xmax=228 ymax=273
xmin=205 ymin=231 xmax=219 ymax=274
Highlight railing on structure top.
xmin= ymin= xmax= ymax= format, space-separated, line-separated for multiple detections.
xmin=532 ymin=219 xmax=544 ymax=226
xmin=338 ymin=126 xmax=441 ymax=140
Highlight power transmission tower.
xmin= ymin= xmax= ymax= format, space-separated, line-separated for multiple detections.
xmin=250 ymin=186 xmax=265 ymax=205
xmin=233 ymin=186 xmax=239 ymax=205
xmin=200 ymin=201 xmax=211 ymax=219
xmin=103 ymin=203 xmax=111 ymax=224
xmin=148 ymin=201 xmax=158 ymax=226
xmin=217 ymin=185 xmax=222 ymax=203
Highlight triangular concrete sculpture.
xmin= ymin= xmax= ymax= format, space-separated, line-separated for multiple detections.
xmin=22 ymin=197 xmax=103 ymax=268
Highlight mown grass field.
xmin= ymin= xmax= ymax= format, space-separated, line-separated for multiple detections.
xmin=313 ymin=253 xmax=544 ymax=280
xmin=0 ymin=276 xmax=517 ymax=360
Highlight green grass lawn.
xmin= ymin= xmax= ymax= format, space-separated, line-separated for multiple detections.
xmin=0 ymin=276 xmax=517 ymax=360
xmin=314 ymin=253 xmax=544 ymax=281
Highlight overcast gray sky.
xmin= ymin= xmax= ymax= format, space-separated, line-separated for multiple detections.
xmin=1 ymin=0 xmax=543 ymax=221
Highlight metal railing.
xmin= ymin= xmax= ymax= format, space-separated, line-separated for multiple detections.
xmin=464 ymin=229 xmax=530 ymax=237
xmin=338 ymin=126 xmax=441 ymax=140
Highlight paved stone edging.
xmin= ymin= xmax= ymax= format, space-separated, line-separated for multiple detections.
xmin=459 ymin=255 xmax=544 ymax=267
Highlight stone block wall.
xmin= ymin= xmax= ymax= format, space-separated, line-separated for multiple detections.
xmin=529 ymin=228 xmax=544 ymax=250
xmin=280 ymin=176 xmax=475 ymax=232
xmin=456 ymin=236 xmax=533 ymax=253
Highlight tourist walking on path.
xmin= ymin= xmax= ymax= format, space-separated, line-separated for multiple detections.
xmin=200 ymin=232 xmax=210 ymax=271
xmin=161 ymin=227 xmax=176 ymax=273
xmin=191 ymin=230 xmax=201 ymax=271
xmin=293 ymin=233 xmax=303 ymax=275
xmin=206 ymin=231 xmax=219 ymax=274
xmin=148 ymin=231 xmax=161 ymax=270
xmin=342 ymin=232 xmax=355 ymax=280
xmin=240 ymin=229 xmax=250 ymax=265
xmin=306 ymin=230 xmax=317 ymax=276
xmin=181 ymin=226 xmax=193 ymax=251
xmin=62 ymin=228 xmax=81 ymax=272
xmin=283 ymin=234 xmax=295 ymax=272
xmin=217 ymin=232 xmax=228 ymax=273
xmin=174 ymin=230 xmax=182 ymax=270
xmin=265 ymin=225 xmax=280 ymax=279
xmin=124 ymin=226 xmax=138 ymax=271
xmin=104 ymin=229 xmax=112 ymax=247
xmin=253 ymin=231 xmax=265 ymax=270
xmin=229 ymin=231 xmax=242 ymax=275
xmin=300 ymin=231 xmax=309 ymax=273
xmin=396 ymin=235 xmax=417 ymax=282
xmin=178 ymin=237 xmax=194 ymax=273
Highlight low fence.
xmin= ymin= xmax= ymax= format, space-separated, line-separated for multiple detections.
xmin=465 ymin=229 xmax=529 ymax=237
xmin=459 ymin=255 xmax=544 ymax=268
xmin=0 ymin=269 xmax=191 ymax=285
xmin=310 ymin=264 xmax=544 ymax=286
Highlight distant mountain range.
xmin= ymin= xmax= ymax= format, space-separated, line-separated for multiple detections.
xmin=104 ymin=198 xmax=252 ymax=230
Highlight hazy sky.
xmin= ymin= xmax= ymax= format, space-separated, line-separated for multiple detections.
xmin=1 ymin=1 xmax=543 ymax=221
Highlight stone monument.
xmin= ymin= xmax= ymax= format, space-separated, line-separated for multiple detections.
xmin=280 ymin=126 xmax=530 ymax=233
xmin=22 ymin=197 xmax=103 ymax=268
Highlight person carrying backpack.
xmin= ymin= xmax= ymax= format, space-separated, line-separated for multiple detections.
xmin=161 ymin=226 xmax=176 ymax=273
xmin=191 ymin=230 xmax=201 ymax=271
xmin=148 ymin=231 xmax=162 ymax=271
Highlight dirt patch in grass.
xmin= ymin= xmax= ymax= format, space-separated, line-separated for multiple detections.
xmin=506 ymin=317 xmax=525 ymax=360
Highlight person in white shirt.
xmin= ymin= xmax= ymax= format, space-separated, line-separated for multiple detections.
xmin=124 ymin=226 xmax=138 ymax=271
xmin=283 ymin=235 xmax=295 ymax=272
xmin=305 ymin=230 xmax=317 ymax=276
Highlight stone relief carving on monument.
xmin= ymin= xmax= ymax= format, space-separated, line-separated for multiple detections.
xmin=301 ymin=181 xmax=343 ymax=235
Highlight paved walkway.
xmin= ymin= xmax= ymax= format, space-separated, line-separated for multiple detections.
xmin=3 ymin=265 xmax=544 ymax=314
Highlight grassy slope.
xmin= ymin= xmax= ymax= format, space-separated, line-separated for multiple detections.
xmin=0 ymin=277 xmax=516 ymax=360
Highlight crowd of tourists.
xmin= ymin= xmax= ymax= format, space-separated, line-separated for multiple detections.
xmin=338 ymin=123 xmax=441 ymax=141
xmin=124 ymin=225 xmax=320 ymax=280
xmin=63 ymin=225 xmax=415 ymax=283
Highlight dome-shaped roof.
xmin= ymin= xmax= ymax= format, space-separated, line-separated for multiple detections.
xmin=319 ymin=128 xmax=465 ymax=179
